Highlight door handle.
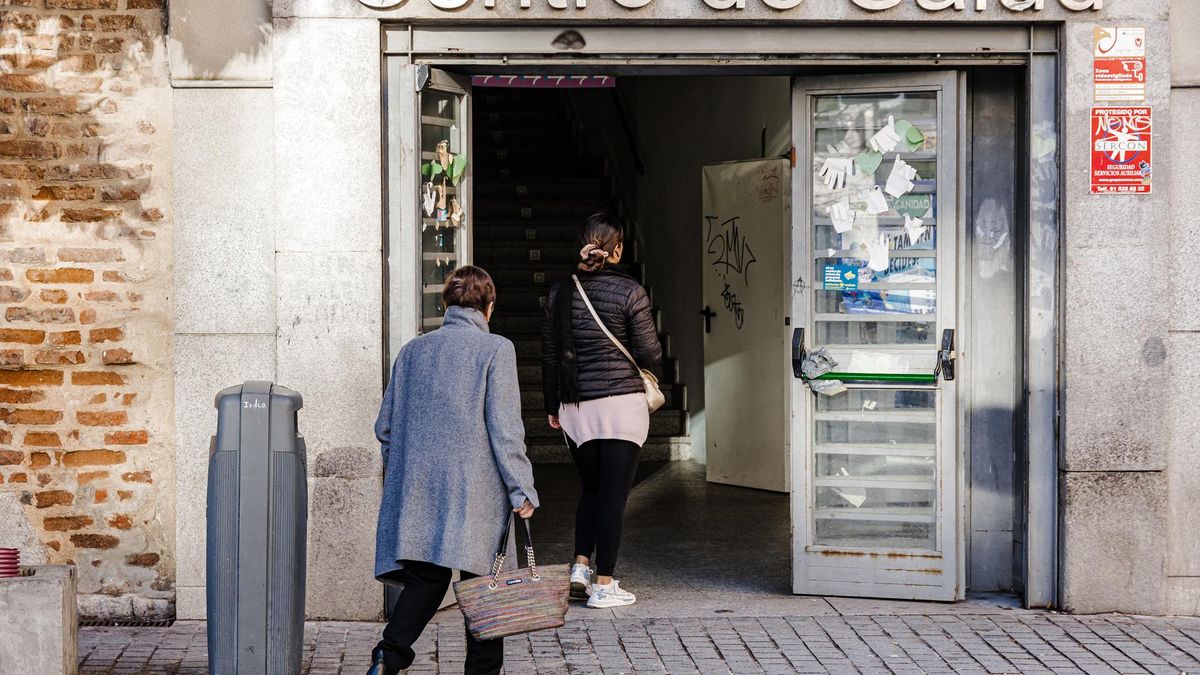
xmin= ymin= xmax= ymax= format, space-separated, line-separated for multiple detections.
xmin=700 ymin=305 xmax=716 ymax=334
xmin=935 ymin=328 xmax=956 ymax=381
xmin=791 ymin=328 xmax=806 ymax=379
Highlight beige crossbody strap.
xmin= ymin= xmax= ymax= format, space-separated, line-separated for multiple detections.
xmin=572 ymin=275 xmax=641 ymax=371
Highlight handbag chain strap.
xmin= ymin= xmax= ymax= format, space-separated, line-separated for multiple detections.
xmin=488 ymin=515 xmax=538 ymax=589
xmin=572 ymin=275 xmax=642 ymax=374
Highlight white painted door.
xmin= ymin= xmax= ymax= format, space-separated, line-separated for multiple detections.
xmin=790 ymin=73 xmax=964 ymax=600
xmin=702 ymin=159 xmax=790 ymax=493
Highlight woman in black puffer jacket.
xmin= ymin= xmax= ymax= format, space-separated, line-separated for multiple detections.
xmin=542 ymin=212 xmax=662 ymax=609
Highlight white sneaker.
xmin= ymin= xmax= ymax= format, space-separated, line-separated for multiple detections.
xmin=586 ymin=580 xmax=636 ymax=608
xmin=569 ymin=563 xmax=593 ymax=599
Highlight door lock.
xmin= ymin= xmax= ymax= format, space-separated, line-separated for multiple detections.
xmin=934 ymin=328 xmax=956 ymax=381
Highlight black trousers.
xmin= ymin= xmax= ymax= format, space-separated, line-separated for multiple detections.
xmin=377 ymin=560 xmax=503 ymax=674
xmin=569 ymin=438 xmax=641 ymax=577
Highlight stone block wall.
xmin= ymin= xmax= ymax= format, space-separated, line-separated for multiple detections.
xmin=0 ymin=0 xmax=172 ymax=619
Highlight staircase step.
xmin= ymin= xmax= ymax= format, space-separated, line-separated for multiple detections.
xmin=475 ymin=181 xmax=605 ymax=200
xmin=473 ymin=202 xmax=606 ymax=220
xmin=475 ymin=223 xmax=588 ymax=244
xmin=474 ymin=165 xmax=605 ymax=180
xmin=475 ymin=244 xmax=584 ymax=267
xmin=474 ymin=147 xmax=597 ymax=165
xmin=475 ymin=107 xmax=566 ymax=125
xmin=481 ymin=267 xmax=566 ymax=288
xmin=473 ymin=128 xmax=573 ymax=146
xmin=527 ymin=436 xmax=693 ymax=464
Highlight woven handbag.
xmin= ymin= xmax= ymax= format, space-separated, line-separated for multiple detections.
xmin=453 ymin=516 xmax=570 ymax=641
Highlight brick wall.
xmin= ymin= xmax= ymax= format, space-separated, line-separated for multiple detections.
xmin=0 ymin=0 xmax=173 ymax=619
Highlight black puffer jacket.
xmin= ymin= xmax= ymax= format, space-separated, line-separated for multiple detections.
xmin=542 ymin=268 xmax=663 ymax=414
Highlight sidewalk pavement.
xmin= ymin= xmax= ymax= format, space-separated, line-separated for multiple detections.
xmin=79 ymin=599 xmax=1200 ymax=674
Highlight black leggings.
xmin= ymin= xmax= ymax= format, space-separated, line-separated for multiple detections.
xmin=569 ymin=438 xmax=641 ymax=577
xmin=377 ymin=561 xmax=503 ymax=674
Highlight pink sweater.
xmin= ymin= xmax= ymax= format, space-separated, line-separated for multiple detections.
xmin=558 ymin=393 xmax=650 ymax=446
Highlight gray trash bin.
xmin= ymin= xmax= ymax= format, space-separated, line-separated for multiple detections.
xmin=206 ymin=381 xmax=307 ymax=675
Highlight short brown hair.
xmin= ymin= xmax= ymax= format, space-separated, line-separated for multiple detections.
xmin=442 ymin=265 xmax=496 ymax=314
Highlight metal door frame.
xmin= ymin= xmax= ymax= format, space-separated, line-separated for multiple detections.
xmin=380 ymin=22 xmax=1062 ymax=608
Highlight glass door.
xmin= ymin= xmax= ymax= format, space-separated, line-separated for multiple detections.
xmin=418 ymin=69 xmax=472 ymax=332
xmin=790 ymin=72 xmax=963 ymax=601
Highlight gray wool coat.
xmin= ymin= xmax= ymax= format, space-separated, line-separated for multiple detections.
xmin=374 ymin=306 xmax=540 ymax=579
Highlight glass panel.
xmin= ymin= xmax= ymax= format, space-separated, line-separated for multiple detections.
xmin=419 ymin=86 xmax=469 ymax=331
xmin=811 ymin=92 xmax=939 ymax=351
xmin=807 ymin=88 xmax=943 ymax=553
xmin=812 ymin=388 xmax=937 ymax=550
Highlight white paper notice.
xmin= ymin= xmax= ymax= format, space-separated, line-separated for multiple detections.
xmin=868 ymin=115 xmax=902 ymax=154
xmin=862 ymin=186 xmax=889 ymax=215
xmin=885 ymin=156 xmax=920 ymax=198
xmin=904 ymin=214 xmax=927 ymax=244
xmin=866 ymin=234 xmax=890 ymax=272
xmin=819 ymin=157 xmax=854 ymax=191
xmin=827 ymin=197 xmax=858 ymax=234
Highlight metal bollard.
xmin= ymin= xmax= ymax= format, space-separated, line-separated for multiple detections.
xmin=206 ymin=382 xmax=307 ymax=675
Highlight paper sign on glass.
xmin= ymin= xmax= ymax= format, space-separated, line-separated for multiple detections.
xmin=823 ymin=264 xmax=860 ymax=291
xmin=904 ymin=214 xmax=927 ymax=244
xmin=868 ymin=115 xmax=902 ymax=154
xmin=819 ymin=157 xmax=855 ymax=191
xmin=866 ymin=234 xmax=890 ymax=272
xmin=827 ymin=197 xmax=858 ymax=233
xmin=885 ymin=156 xmax=919 ymax=198
xmin=861 ymin=186 xmax=889 ymax=215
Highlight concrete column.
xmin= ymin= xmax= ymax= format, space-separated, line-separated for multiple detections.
xmin=169 ymin=0 xmax=276 ymax=620
xmin=1057 ymin=18 xmax=1173 ymax=615
xmin=273 ymin=17 xmax=384 ymax=621
xmin=1166 ymin=0 xmax=1200 ymax=616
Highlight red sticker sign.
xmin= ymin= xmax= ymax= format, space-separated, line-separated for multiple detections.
xmin=1090 ymin=107 xmax=1152 ymax=195
xmin=1094 ymin=27 xmax=1147 ymax=103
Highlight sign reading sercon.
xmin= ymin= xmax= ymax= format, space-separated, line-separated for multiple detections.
xmin=362 ymin=0 xmax=1101 ymax=11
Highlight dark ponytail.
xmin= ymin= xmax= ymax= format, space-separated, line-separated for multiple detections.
xmin=576 ymin=212 xmax=622 ymax=273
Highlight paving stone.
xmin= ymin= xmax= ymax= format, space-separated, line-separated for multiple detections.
xmin=75 ymin=611 xmax=1200 ymax=674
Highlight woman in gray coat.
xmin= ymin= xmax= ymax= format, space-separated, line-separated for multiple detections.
xmin=369 ymin=266 xmax=539 ymax=675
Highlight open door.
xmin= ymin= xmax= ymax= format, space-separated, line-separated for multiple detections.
xmin=417 ymin=68 xmax=473 ymax=333
xmin=702 ymin=159 xmax=791 ymax=493
xmin=790 ymin=72 xmax=964 ymax=600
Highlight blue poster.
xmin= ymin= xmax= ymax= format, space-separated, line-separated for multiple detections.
xmin=823 ymin=264 xmax=860 ymax=291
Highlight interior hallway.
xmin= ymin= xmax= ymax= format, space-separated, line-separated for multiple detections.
xmin=533 ymin=460 xmax=797 ymax=617
xmin=533 ymin=460 xmax=1019 ymax=619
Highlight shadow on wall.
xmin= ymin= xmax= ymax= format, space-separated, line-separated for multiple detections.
xmin=167 ymin=0 xmax=271 ymax=81
xmin=0 ymin=7 xmax=174 ymax=620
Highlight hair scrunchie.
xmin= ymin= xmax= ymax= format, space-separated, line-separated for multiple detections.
xmin=580 ymin=244 xmax=610 ymax=260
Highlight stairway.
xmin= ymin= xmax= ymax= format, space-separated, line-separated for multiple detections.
xmin=471 ymin=88 xmax=690 ymax=463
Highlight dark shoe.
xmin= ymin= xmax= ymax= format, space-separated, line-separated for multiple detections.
xmin=366 ymin=647 xmax=392 ymax=675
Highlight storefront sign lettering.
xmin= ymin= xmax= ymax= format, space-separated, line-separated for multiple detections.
xmin=362 ymin=0 xmax=1101 ymax=12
